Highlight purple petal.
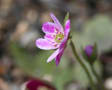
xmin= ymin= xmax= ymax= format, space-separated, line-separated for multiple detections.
xmin=59 ymin=38 xmax=67 ymax=49
xmin=54 ymin=20 xmax=70 ymax=66
xmin=36 ymin=38 xmax=57 ymax=50
xmin=55 ymin=39 xmax=67 ymax=66
xmin=47 ymin=49 xmax=60 ymax=63
xmin=85 ymin=45 xmax=93 ymax=57
xmin=64 ymin=19 xmax=70 ymax=37
xmin=42 ymin=22 xmax=56 ymax=33
xmin=54 ymin=25 xmax=70 ymax=66
xmin=44 ymin=34 xmax=54 ymax=42
xmin=50 ymin=13 xmax=63 ymax=32
xmin=55 ymin=48 xmax=64 ymax=66
xmin=25 ymin=79 xmax=56 ymax=90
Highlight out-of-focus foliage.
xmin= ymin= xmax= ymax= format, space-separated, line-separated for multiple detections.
xmin=10 ymin=42 xmax=102 ymax=90
xmin=10 ymin=42 xmax=55 ymax=76
xmin=72 ymin=15 xmax=112 ymax=52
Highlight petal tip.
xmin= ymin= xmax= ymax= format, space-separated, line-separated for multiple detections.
xmin=35 ymin=38 xmax=56 ymax=50
xmin=42 ymin=22 xmax=55 ymax=34
xmin=50 ymin=13 xmax=54 ymax=17
xmin=47 ymin=60 xmax=50 ymax=63
xmin=55 ymin=57 xmax=60 ymax=66
xmin=65 ymin=19 xmax=70 ymax=25
xmin=35 ymin=39 xmax=40 ymax=47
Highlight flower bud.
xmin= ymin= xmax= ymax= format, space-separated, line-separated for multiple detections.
xmin=85 ymin=45 xmax=94 ymax=57
xmin=82 ymin=44 xmax=98 ymax=64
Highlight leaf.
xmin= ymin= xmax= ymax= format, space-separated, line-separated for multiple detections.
xmin=10 ymin=42 xmax=56 ymax=77
xmin=72 ymin=14 xmax=112 ymax=52
xmin=73 ymin=60 xmax=102 ymax=87
xmin=64 ymin=12 xmax=69 ymax=26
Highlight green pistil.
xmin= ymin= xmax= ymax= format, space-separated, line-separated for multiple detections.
xmin=55 ymin=33 xmax=64 ymax=43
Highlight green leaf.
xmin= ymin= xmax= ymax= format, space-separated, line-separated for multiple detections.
xmin=9 ymin=42 xmax=56 ymax=77
xmin=72 ymin=14 xmax=112 ymax=52
xmin=64 ymin=12 xmax=69 ymax=26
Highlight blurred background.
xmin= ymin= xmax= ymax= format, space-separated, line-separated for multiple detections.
xmin=0 ymin=0 xmax=112 ymax=90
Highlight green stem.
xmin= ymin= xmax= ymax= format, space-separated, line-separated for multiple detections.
xmin=91 ymin=65 xmax=105 ymax=90
xmin=70 ymin=40 xmax=97 ymax=90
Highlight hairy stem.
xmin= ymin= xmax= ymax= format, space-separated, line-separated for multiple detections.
xmin=91 ymin=65 xmax=106 ymax=90
xmin=70 ymin=40 xmax=97 ymax=90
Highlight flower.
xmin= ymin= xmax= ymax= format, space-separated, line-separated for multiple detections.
xmin=22 ymin=79 xmax=56 ymax=90
xmin=84 ymin=45 xmax=94 ymax=57
xmin=83 ymin=44 xmax=97 ymax=64
xmin=36 ymin=13 xmax=70 ymax=66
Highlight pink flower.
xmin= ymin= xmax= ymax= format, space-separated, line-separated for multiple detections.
xmin=22 ymin=79 xmax=56 ymax=90
xmin=36 ymin=13 xmax=70 ymax=66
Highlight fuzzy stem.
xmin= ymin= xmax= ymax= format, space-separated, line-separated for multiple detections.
xmin=70 ymin=40 xmax=97 ymax=90
xmin=91 ymin=65 xmax=106 ymax=90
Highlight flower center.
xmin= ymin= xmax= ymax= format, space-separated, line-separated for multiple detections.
xmin=55 ymin=33 xmax=64 ymax=43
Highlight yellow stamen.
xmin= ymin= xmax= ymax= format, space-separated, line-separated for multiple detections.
xmin=55 ymin=33 xmax=64 ymax=43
